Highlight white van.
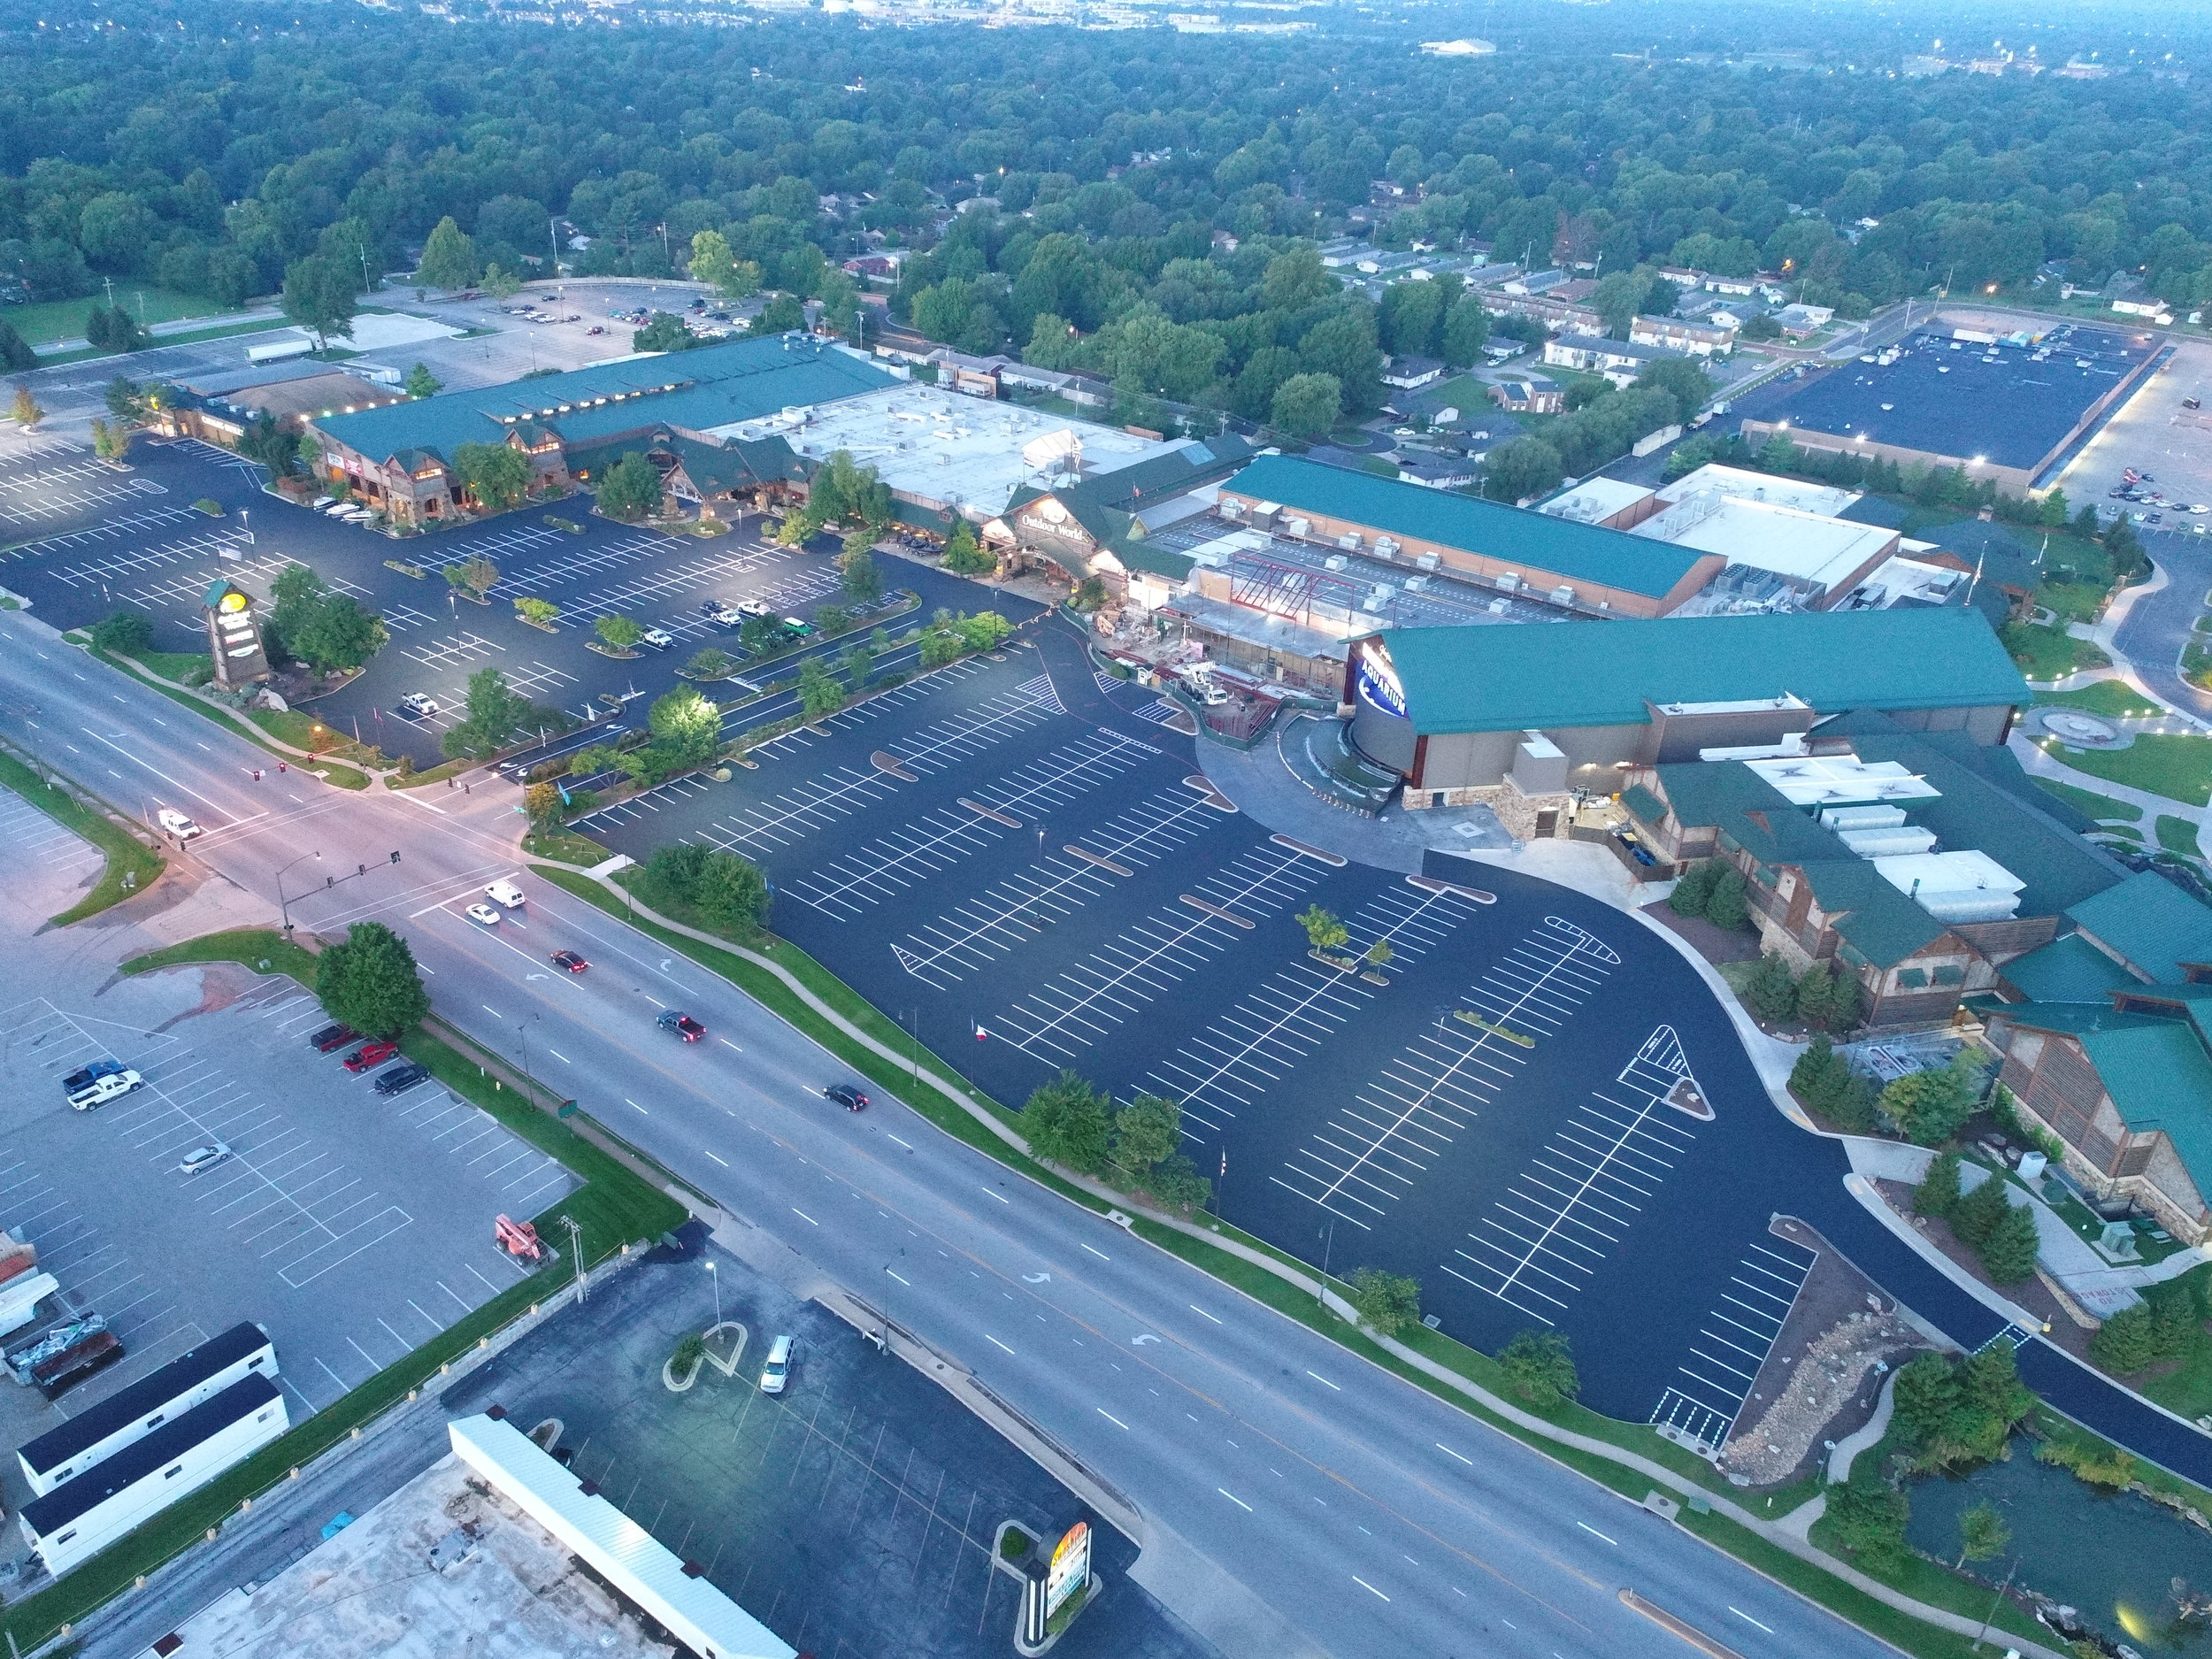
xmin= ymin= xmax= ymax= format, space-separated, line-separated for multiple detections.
xmin=155 ymin=808 xmax=204 ymax=841
xmin=483 ymin=879 xmax=526 ymax=910
xmin=759 ymin=1334 xmax=793 ymax=1395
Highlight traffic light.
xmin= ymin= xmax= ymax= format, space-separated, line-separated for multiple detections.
xmin=389 ymin=850 xmax=402 ymax=864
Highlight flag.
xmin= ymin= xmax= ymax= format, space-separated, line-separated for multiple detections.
xmin=973 ymin=1022 xmax=990 ymax=1041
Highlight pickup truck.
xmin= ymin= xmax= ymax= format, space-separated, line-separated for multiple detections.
xmin=61 ymin=1057 xmax=124 ymax=1094
xmin=67 ymin=1070 xmax=142 ymax=1110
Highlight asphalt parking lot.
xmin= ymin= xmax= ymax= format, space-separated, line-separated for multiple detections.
xmin=446 ymin=1237 xmax=1211 ymax=1659
xmin=0 ymin=912 xmax=576 ymax=1524
xmin=2058 ymin=334 xmax=2212 ymax=518
xmin=575 ymin=621 xmax=1893 ymax=1445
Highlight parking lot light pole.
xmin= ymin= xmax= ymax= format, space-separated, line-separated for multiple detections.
xmin=512 ymin=1011 xmax=543 ymax=1106
xmin=706 ymin=1258 xmax=721 ymax=1328
xmin=274 ymin=849 xmax=322 ymax=934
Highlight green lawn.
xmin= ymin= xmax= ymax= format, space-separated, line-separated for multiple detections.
xmin=2108 ymin=1266 xmax=2212 ymax=1422
xmin=87 ymin=646 xmax=373 ymax=789
xmin=6 ymin=284 xmax=226 ymax=347
xmin=122 ymin=926 xmax=319 ymax=984
xmin=2032 ymin=776 xmax=2144 ymax=822
xmin=2033 ymin=680 xmax=2167 ymax=719
xmin=0 ymin=743 xmax=165 ymax=924
xmin=2157 ymin=814 xmax=2205 ymax=860
xmin=2039 ymin=732 xmax=2212 ymax=806
xmin=2000 ymin=622 xmax=2109 ymax=681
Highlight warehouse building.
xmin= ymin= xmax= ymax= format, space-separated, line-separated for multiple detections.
xmin=307 ymin=334 xmax=893 ymax=527
xmin=1217 ymin=454 xmax=1723 ymax=618
xmin=17 ymin=1321 xmax=273 ymax=1497
xmin=1739 ymin=322 xmax=2160 ymax=493
xmin=18 ymin=1371 xmax=287 ymax=1576
xmin=1345 ymin=607 xmax=2027 ymax=803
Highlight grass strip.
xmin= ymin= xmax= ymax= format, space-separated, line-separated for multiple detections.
xmin=2032 ymin=776 xmax=2144 ymax=823
xmin=2157 ymin=814 xmax=2205 ymax=861
xmin=2037 ymin=731 xmax=2212 ymax=807
xmin=0 ymin=741 xmax=165 ymax=924
xmin=84 ymin=647 xmax=370 ymax=789
xmin=8 ymin=944 xmax=684 ymax=1654
xmin=531 ymin=870 xmax=2037 ymax=1658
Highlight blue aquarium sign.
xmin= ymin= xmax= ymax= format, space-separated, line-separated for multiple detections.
xmin=1355 ymin=639 xmax=1407 ymax=718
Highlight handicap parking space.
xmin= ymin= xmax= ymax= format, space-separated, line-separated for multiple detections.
xmin=0 ymin=972 xmax=578 ymax=1433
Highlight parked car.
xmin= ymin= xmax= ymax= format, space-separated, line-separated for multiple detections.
xmin=61 ymin=1057 xmax=124 ymax=1094
xmin=342 ymin=1040 xmax=399 ymax=1073
xmin=398 ymin=693 xmax=440 ymax=719
xmin=67 ymin=1070 xmax=142 ymax=1110
xmin=638 ymin=627 xmax=674 ymax=650
xmin=737 ymin=599 xmax=773 ymax=618
xmin=179 ymin=1142 xmax=232 ymax=1175
xmin=308 ymin=1023 xmax=360 ymax=1054
xmin=758 ymin=1333 xmax=793 ymax=1395
xmin=155 ymin=807 xmax=203 ymax=841
xmin=824 ymin=1083 xmax=870 ymax=1111
xmin=373 ymin=1063 xmax=431 ymax=1096
xmin=465 ymin=902 xmax=502 ymax=926
xmin=657 ymin=1010 xmax=706 ymax=1042
xmin=550 ymin=949 xmax=589 ymax=973
xmin=780 ymin=617 xmax=812 ymax=637
xmin=587 ymin=325 xmax=604 ymax=335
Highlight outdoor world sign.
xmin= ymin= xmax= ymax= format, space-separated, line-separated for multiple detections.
xmin=203 ymin=578 xmax=271 ymax=691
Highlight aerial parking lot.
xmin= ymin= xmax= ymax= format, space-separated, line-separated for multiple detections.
xmin=577 ymin=620 xmax=1919 ymax=1448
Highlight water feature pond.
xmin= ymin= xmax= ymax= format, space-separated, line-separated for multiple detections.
xmin=1906 ymin=1445 xmax=2212 ymax=1652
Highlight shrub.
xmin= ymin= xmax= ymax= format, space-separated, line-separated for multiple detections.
xmin=89 ymin=608 xmax=156 ymax=655
xmin=2035 ymin=1436 xmax=2138 ymax=1489
xmin=1880 ymin=1056 xmax=1980 ymax=1146
xmin=1346 ymin=1267 xmax=1422 ymax=1338
xmin=1497 ymin=1329 xmax=1578 ymax=1408
xmin=1824 ymin=1467 xmax=1911 ymax=1572
xmin=672 ymin=1331 xmax=705 ymax=1371
xmin=1668 ymin=860 xmax=1720 ymax=918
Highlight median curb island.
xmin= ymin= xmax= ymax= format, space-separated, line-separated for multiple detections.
xmin=533 ymin=861 xmax=2071 ymax=1659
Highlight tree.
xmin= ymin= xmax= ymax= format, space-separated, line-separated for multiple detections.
xmin=1824 ymin=1466 xmax=1910 ymax=1573
xmin=1880 ymin=1056 xmax=1979 ymax=1146
xmin=1345 ymin=1267 xmax=1422 ymax=1338
xmin=483 ymin=265 xmax=521 ymax=300
xmin=104 ymin=375 xmax=146 ymax=421
xmin=0 ymin=319 xmax=35 ymax=373
xmin=1440 ymin=295 xmax=1490 ymax=368
xmin=687 ymin=229 xmax=758 ymax=296
xmin=694 ymin=849 xmax=770 ymax=932
xmin=89 ymin=418 xmax=122 ymax=459
xmin=1949 ymin=1170 xmax=2014 ymax=1251
xmin=292 ymin=594 xmax=388 ymax=672
xmin=1890 ymin=1352 xmax=1962 ymax=1446
xmin=1269 ymin=371 xmax=1342 ymax=438
xmin=1955 ymin=1502 xmax=2009 ymax=1570
xmin=514 ymin=595 xmax=558 ymax=628
xmin=1481 ymin=435 xmax=1563 ymax=503
xmin=454 ymin=441 xmax=532 ymax=513
xmin=85 ymin=303 xmax=149 ymax=353
xmin=739 ymin=611 xmax=786 ymax=658
xmin=315 ymin=921 xmax=429 ymax=1039
xmin=1669 ymin=860 xmax=1720 ymax=918
xmin=524 ymin=780 xmax=563 ymax=828
xmin=839 ymin=641 xmax=872 ymax=692
xmin=751 ymin=293 xmax=805 ymax=335
xmin=11 ymin=384 xmax=42 ymax=428
xmin=595 ymin=451 xmax=662 ymax=520
xmin=1022 ymin=1070 xmax=1113 ymax=1173
xmin=683 ymin=647 xmax=734 ymax=680
xmin=235 ymin=413 xmax=302 ymax=477
xmin=1297 ymin=903 xmax=1349 ymax=952
xmin=567 ymin=744 xmax=621 ymax=779
xmin=1743 ymin=951 xmax=1800 ymax=1023
xmin=444 ymin=555 xmax=498 ymax=599
xmin=89 ymin=609 xmax=155 ymax=655
xmin=416 ymin=215 xmax=480 ymax=289
xmin=1110 ymin=1092 xmax=1183 ymax=1181
xmin=1795 ymin=960 xmax=1860 ymax=1033
xmin=943 ymin=518 xmax=994 ymax=576
xmin=595 ymin=614 xmax=641 ymax=653
xmin=634 ymin=311 xmax=695 ymax=353
xmin=839 ymin=546 xmax=884 ymax=605
xmin=2090 ymin=1300 xmax=2188 ymax=1375
xmin=442 ymin=666 xmax=533 ymax=759
xmin=1703 ymin=866 xmax=1748 ymax=931
xmin=1915 ymin=1148 xmax=1962 ymax=1217
xmin=813 ymin=603 xmax=851 ymax=637
xmin=1790 ymin=1032 xmax=1839 ymax=1102
xmin=648 ymin=686 xmax=721 ymax=764
xmin=1498 ymin=1329 xmax=1579 ymax=1408
xmin=280 ymin=254 xmax=357 ymax=348
xmin=1978 ymin=1199 xmax=2042 ymax=1284
xmin=404 ymin=362 xmax=442 ymax=400
xmin=796 ymin=656 xmax=845 ymax=718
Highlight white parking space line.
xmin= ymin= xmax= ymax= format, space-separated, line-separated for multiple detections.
xmin=1648 ymin=1237 xmax=1818 ymax=1455
xmin=1443 ymin=1024 xmax=1707 ymax=1323
xmin=1273 ymin=915 xmax=1619 ymax=1228
xmin=0 ymin=473 xmax=165 ymax=528
xmin=0 ymin=503 xmax=199 ymax=558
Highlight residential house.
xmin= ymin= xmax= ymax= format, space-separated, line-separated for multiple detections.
xmin=1381 ymin=355 xmax=1447 ymax=391
xmin=1541 ymin=336 xmax=1684 ymax=387
xmin=1490 ymin=374 xmax=1563 ymax=415
xmin=1632 ymin=314 xmax=1738 ymax=357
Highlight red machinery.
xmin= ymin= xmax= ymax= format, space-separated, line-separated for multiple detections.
xmin=495 ymin=1215 xmax=543 ymax=1262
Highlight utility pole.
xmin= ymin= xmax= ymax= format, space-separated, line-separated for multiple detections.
xmin=561 ymin=1213 xmax=587 ymax=1303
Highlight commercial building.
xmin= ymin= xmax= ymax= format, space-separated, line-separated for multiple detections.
xmin=17 ymin=1371 xmax=287 ymax=1577
xmin=307 ymin=334 xmax=894 ymax=527
xmin=1739 ymin=323 xmax=2160 ymax=493
xmin=1344 ymin=607 xmax=2027 ymax=803
xmin=1632 ymin=314 xmax=1737 ymax=357
xmin=1218 ymin=454 xmax=1722 ymax=618
xmin=1617 ymin=714 xmax=2121 ymax=1028
xmin=17 ymin=1320 xmax=273 ymax=1497
xmin=998 ymin=434 xmax=1261 ymax=604
xmin=1977 ymin=872 xmax=2212 ymax=1244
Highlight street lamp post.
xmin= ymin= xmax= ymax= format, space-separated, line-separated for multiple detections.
xmin=513 ymin=1011 xmax=543 ymax=1106
xmin=706 ymin=1258 xmax=721 ymax=1328
xmin=274 ymin=849 xmax=323 ymax=934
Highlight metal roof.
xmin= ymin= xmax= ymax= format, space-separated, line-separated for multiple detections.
xmin=1222 ymin=454 xmax=1709 ymax=600
xmin=2067 ymin=872 xmax=2212 ymax=983
xmin=311 ymin=335 xmax=891 ymax=467
xmin=1372 ymin=608 xmax=2026 ymax=736
xmin=18 ymin=1321 xmax=268 ymax=1479
xmin=19 ymin=1373 xmax=282 ymax=1539
xmin=449 ymin=1415 xmax=795 ymax=1659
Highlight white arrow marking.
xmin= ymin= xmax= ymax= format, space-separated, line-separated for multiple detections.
xmin=1023 ymin=1271 xmax=1051 ymax=1284
xmin=1132 ymin=1333 xmax=1161 ymax=1347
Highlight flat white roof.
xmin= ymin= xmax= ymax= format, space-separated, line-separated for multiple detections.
xmin=1871 ymin=849 xmax=2026 ymax=899
xmin=1656 ymin=464 xmax=1862 ymax=518
xmin=1635 ymin=494 xmax=1895 ymax=591
xmin=1744 ymin=754 xmax=1943 ymax=807
xmin=1536 ymin=477 xmax=1654 ymax=525
xmin=704 ymin=384 xmax=1166 ymax=519
xmin=451 ymin=1416 xmax=795 ymax=1659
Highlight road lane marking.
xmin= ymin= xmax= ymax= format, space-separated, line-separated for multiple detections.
xmin=549 ymin=1049 xmax=570 ymax=1064
xmin=1352 ymin=1576 xmax=1391 ymax=1602
xmin=625 ymin=1099 xmax=647 ymax=1115
xmin=1306 ymin=1370 xmax=1340 ymax=1390
xmin=480 ymin=1004 xmax=503 ymax=1018
xmin=1577 ymin=1522 xmax=1617 ymax=1545
xmin=1097 ymin=1408 xmax=1129 ymax=1430
xmin=887 ymin=1133 xmax=912 ymax=1148
xmin=1082 ymin=1243 xmax=1110 ymax=1260
xmin=1437 ymin=1443 xmax=1474 ymax=1466
xmin=1729 ymin=1608 xmax=1774 ymax=1633
xmin=887 ymin=1268 xmax=910 ymax=1285
xmin=704 ymin=1150 xmax=728 ymax=1166
xmin=981 ymin=1187 xmax=1009 ymax=1203
xmin=792 ymin=1208 xmax=818 ymax=1225
xmin=1188 ymin=1304 xmax=1222 ymax=1324
xmin=719 ymin=1038 xmax=742 ymax=1051
xmin=987 ymin=1334 xmax=1016 ymax=1355
xmin=1217 ymin=1488 xmax=1253 ymax=1512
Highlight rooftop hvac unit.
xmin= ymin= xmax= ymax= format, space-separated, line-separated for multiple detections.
xmin=1371 ymin=584 xmax=1395 ymax=603
xmin=1416 ymin=552 xmax=1440 ymax=571
xmin=1839 ymin=826 xmax=1939 ymax=857
xmin=1376 ymin=537 xmax=1401 ymax=556
xmin=1487 ymin=597 xmax=1510 ymax=614
xmin=1285 ymin=516 xmax=1311 ymax=537
xmin=1494 ymin=572 xmax=1521 ymax=592
xmin=1337 ymin=534 xmax=1362 ymax=550
xmin=1404 ymin=575 xmax=1429 ymax=591
xmin=1550 ymin=584 xmax=1575 ymax=605
xmin=1919 ymin=893 xmax=2023 ymax=925
xmin=1363 ymin=592 xmax=1389 ymax=612
xmin=1821 ymin=804 xmax=1908 ymax=831
xmin=1324 ymin=554 xmax=1348 ymax=571
xmin=1220 ymin=498 xmax=1245 ymax=517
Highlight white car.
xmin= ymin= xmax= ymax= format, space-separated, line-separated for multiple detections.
xmin=483 ymin=879 xmax=525 ymax=909
xmin=465 ymin=902 xmax=502 ymax=926
xmin=67 ymin=1069 xmax=142 ymax=1110
xmin=155 ymin=807 xmax=204 ymax=841
xmin=639 ymin=627 xmax=675 ymax=651
xmin=759 ymin=1333 xmax=793 ymax=1395
xmin=179 ymin=1141 xmax=232 ymax=1175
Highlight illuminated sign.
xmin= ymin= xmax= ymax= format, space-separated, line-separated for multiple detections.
xmin=1044 ymin=1522 xmax=1091 ymax=1618
xmin=218 ymin=589 xmax=250 ymax=614
xmin=1354 ymin=638 xmax=1407 ymax=718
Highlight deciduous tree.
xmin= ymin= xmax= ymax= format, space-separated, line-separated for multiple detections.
xmin=1022 ymin=1070 xmax=1113 ymax=1173
xmin=416 ymin=215 xmax=480 ymax=289
xmin=1347 ymin=1268 xmax=1423 ymax=1338
xmin=316 ymin=922 xmax=429 ymax=1038
xmin=1498 ymin=1329 xmax=1579 ymax=1407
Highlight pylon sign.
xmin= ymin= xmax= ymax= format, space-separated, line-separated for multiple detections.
xmin=1044 ymin=1521 xmax=1090 ymax=1619
xmin=203 ymin=579 xmax=271 ymax=689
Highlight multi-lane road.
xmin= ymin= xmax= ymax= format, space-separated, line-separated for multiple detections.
xmin=0 ymin=608 xmax=1909 ymax=1659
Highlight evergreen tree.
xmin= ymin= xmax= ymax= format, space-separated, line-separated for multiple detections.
xmin=1744 ymin=951 xmax=1800 ymax=1023
xmin=1949 ymin=1170 xmax=2013 ymax=1250
xmin=0 ymin=318 xmax=35 ymax=372
xmin=1789 ymin=1033 xmax=1837 ymax=1102
xmin=1914 ymin=1148 xmax=1962 ymax=1217
xmin=1978 ymin=1200 xmax=2042 ymax=1283
xmin=1669 ymin=860 xmax=1719 ymax=918
xmin=1703 ymin=865 xmax=1749 ymax=931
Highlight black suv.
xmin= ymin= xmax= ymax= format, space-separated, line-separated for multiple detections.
xmin=308 ymin=1023 xmax=360 ymax=1054
xmin=373 ymin=1063 xmax=431 ymax=1096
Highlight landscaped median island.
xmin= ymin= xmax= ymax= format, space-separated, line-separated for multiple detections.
xmin=524 ymin=858 xmax=2091 ymax=1659
xmin=0 ymin=736 xmax=165 ymax=924
xmin=0 ymin=926 xmax=691 ymax=1655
